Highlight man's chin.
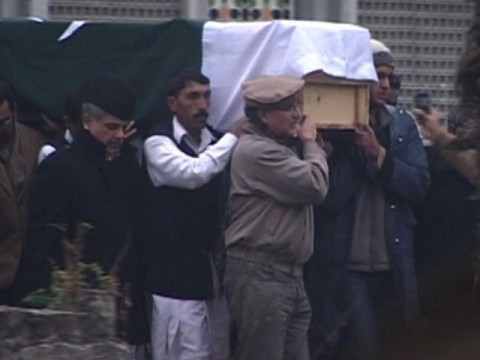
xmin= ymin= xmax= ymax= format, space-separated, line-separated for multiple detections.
xmin=106 ymin=144 xmax=122 ymax=155
xmin=371 ymin=98 xmax=386 ymax=106
xmin=196 ymin=117 xmax=208 ymax=126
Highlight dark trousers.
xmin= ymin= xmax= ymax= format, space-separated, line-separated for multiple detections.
xmin=224 ymin=257 xmax=311 ymax=360
xmin=343 ymin=271 xmax=401 ymax=360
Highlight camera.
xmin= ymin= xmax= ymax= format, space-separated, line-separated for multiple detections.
xmin=413 ymin=92 xmax=431 ymax=114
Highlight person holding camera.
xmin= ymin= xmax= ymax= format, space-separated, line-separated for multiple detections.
xmin=414 ymin=106 xmax=480 ymax=187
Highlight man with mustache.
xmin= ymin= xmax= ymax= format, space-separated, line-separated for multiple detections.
xmin=17 ymin=75 xmax=142 ymax=305
xmin=0 ymin=80 xmax=46 ymax=305
xmin=224 ymin=75 xmax=329 ymax=359
xmin=142 ymin=69 xmax=244 ymax=360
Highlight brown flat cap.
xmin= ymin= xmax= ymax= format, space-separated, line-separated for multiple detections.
xmin=242 ymin=75 xmax=305 ymax=104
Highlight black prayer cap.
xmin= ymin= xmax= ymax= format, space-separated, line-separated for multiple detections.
xmin=83 ymin=75 xmax=135 ymax=121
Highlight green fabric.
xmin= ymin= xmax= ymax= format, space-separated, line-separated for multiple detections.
xmin=0 ymin=19 xmax=205 ymax=133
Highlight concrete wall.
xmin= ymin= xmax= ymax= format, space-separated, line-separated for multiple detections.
xmin=1 ymin=0 xmax=49 ymax=19
xmin=0 ymin=291 xmax=131 ymax=360
xmin=295 ymin=0 xmax=357 ymax=23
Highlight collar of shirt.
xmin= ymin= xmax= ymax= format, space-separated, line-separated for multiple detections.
xmin=65 ymin=129 xmax=74 ymax=144
xmin=173 ymin=117 xmax=214 ymax=155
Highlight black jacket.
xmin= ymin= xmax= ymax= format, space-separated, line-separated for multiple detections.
xmin=17 ymin=129 xmax=142 ymax=297
xmin=141 ymin=121 xmax=225 ymax=300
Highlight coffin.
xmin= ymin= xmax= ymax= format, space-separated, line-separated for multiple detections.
xmin=303 ymin=71 xmax=370 ymax=130
xmin=202 ymin=20 xmax=378 ymax=131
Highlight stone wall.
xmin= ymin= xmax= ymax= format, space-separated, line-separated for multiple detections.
xmin=0 ymin=290 xmax=132 ymax=359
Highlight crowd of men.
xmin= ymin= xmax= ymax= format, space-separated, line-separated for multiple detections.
xmin=0 ymin=35 xmax=479 ymax=360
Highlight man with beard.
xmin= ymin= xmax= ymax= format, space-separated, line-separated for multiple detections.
xmin=0 ymin=80 xmax=46 ymax=305
xmin=385 ymin=74 xmax=401 ymax=107
xmin=142 ymin=69 xmax=244 ymax=360
xmin=17 ymin=75 xmax=142 ymax=305
xmin=306 ymin=39 xmax=429 ymax=360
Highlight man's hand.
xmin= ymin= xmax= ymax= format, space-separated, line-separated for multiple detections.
xmin=123 ymin=120 xmax=138 ymax=140
xmin=298 ymin=115 xmax=317 ymax=143
xmin=412 ymin=108 xmax=448 ymax=143
xmin=229 ymin=117 xmax=249 ymax=138
xmin=354 ymin=124 xmax=382 ymax=159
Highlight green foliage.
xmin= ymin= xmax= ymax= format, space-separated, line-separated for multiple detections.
xmin=21 ymin=289 xmax=61 ymax=309
xmin=21 ymin=222 xmax=118 ymax=310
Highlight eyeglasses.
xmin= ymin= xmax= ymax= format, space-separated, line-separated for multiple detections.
xmin=377 ymin=73 xmax=401 ymax=89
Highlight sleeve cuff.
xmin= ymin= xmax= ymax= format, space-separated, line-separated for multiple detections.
xmin=220 ymin=132 xmax=240 ymax=147
xmin=303 ymin=141 xmax=326 ymax=159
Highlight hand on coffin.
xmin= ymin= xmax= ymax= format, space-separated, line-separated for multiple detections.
xmin=298 ymin=115 xmax=317 ymax=143
xmin=354 ymin=124 xmax=382 ymax=159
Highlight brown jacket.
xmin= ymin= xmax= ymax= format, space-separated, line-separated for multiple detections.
xmin=432 ymin=130 xmax=480 ymax=189
xmin=0 ymin=122 xmax=45 ymax=289
xmin=225 ymin=126 xmax=329 ymax=272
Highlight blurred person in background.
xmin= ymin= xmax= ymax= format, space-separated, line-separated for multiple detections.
xmin=414 ymin=104 xmax=477 ymax=325
xmin=0 ymin=79 xmax=46 ymax=305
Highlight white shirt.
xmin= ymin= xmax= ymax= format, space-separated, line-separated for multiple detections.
xmin=144 ymin=117 xmax=238 ymax=190
xmin=37 ymin=129 xmax=73 ymax=164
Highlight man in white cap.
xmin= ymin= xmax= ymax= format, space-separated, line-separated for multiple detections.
xmin=224 ymin=75 xmax=329 ymax=359
xmin=306 ymin=39 xmax=430 ymax=359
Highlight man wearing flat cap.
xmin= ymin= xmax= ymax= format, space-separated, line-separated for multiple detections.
xmin=306 ymin=39 xmax=429 ymax=359
xmin=15 ymin=75 xmax=142 ymax=306
xmin=224 ymin=75 xmax=329 ymax=359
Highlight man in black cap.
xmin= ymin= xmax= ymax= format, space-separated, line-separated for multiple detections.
xmin=16 ymin=75 xmax=142 ymax=303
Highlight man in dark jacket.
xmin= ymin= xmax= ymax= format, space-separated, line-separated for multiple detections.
xmin=142 ymin=69 xmax=243 ymax=360
xmin=17 ymin=75 xmax=141 ymax=303
xmin=306 ymin=39 xmax=429 ymax=360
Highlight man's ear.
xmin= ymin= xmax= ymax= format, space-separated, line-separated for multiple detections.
xmin=259 ymin=109 xmax=269 ymax=126
xmin=82 ymin=112 xmax=91 ymax=130
xmin=167 ymin=96 xmax=177 ymax=112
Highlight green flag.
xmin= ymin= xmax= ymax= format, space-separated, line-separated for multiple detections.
xmin=0 ymin=19 xmax=204 ymax=133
